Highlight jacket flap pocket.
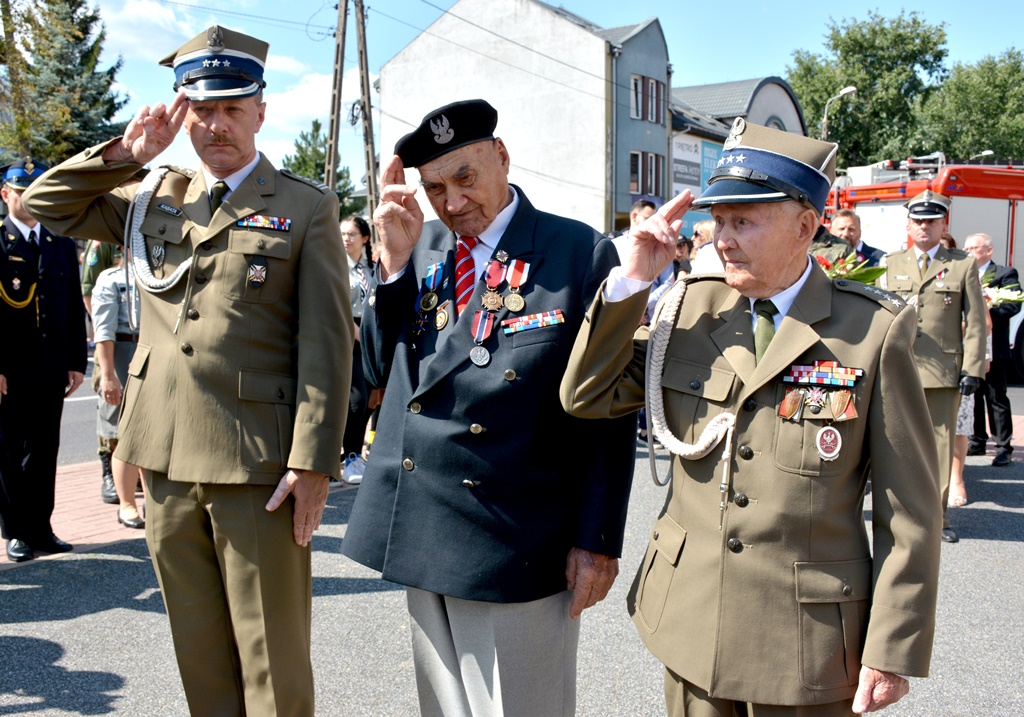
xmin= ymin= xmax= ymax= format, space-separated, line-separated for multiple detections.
xmin=795 ymin=558 xmax=872 ymax=603
xmin=661 ymin=357 xmax=734 ymax=402
xmin=651 ymin=514 xmax=687 ymax=566
xmin=127 ymin=343 xmax=151 ymax=377
xmin=140 ymin=212 xmax=188 ymax=245
xmin=228 ymin=230 xmax=292 ymax=260
xmin=238 ymin=369 xmax=297 ymax=404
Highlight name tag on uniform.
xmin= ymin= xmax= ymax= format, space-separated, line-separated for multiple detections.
xmin=157 ymin=203 xmax=182 ymax=216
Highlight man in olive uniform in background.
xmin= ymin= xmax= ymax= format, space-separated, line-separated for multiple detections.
xmin=24 ymin=25 xmax=351 ymax=716
xmin=0 ymin=159 xmax=86 ymax=563
xmin=562 ymin=120 xmax=941 ymax=716
xmin=879 ymin=191 xmax=987 ymax=543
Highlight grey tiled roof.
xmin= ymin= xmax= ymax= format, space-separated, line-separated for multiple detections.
xmin=535 ymin=2 xmax=650 ymax=45
xmin=672 ymin=78 xmax=766 ymax=119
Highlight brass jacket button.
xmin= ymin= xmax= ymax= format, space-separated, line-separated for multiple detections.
xmin=186 ymin=309 xmax=199 ymax=320
xmin=504 ymin=369 xmax=517 ymax=381
xmin=462 ymin=479 xmax=479 ymax=489
xmin=180 ymin=343 xmax=193 ymax=355
xmin=842 ymin=585 xmax=853 ymax=597
xmin=158 ymin=225 xmax=166 ymax=235
xmin=402 ymin=458 xmax=414 ymax=471
xmin=738 ymin=445 xmax=754 ymax=460
xmin=734 ymin=493 xmax=749 ymax=508
xmin=410 ymin=402 xmax=422 ymax=414
xmin=470 ymin=424 xmax=483 ymax=434
xmin=727 ymin=538 xmax=743 ymax=553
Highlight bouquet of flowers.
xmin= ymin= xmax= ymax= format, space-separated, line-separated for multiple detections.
xmin=982 ymin=284 xmax=1024 ymax=308
xmin=814 ymin=253 xmax=887 ymax=284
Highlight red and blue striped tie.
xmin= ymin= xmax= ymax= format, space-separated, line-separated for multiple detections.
xmin=455 ymin=236 xmax=480 ymax=317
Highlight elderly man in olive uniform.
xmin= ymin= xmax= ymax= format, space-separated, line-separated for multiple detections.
xmin=562 ymin=120 xmax=941 ymax=716
xmin=24 ymin=25 xmax=351 ymax=716
xmin=879 ymin=191 xmax=987 ymax=544
xmin=0 ymin=158 xmax=86 ymax=563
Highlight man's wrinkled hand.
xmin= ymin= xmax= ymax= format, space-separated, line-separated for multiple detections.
xmin=852 ymin=666 xmax=909 ymax=713
xmin=565 ymin=547 xmax=618 ymax=620
xmin=374 ymin=154 xmax=424 ymax=279
xmin=265 ymin=469 xmax=330 ymax=547
xmin=105 ymin=92 xmax=189 ymax=166
xmin=624 ymin=189 xmax=694 ymax=282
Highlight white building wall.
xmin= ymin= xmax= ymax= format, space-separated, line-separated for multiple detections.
xmin=378 ymin=0 xmax=610 ymax=230
xmin=746 ymin=83 xmax=804 ymax=135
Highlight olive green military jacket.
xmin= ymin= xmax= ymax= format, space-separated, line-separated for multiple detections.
xmin=560 ymin=267 xmax=941 ymax=706
xmin=879 ymin=246 xmax=986 ymax=388
xmin=23 ymin=140 xmax=352 ymax=483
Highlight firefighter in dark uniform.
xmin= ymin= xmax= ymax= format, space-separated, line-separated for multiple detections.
xmin=0 ymin=158 xmax=87 ymax=562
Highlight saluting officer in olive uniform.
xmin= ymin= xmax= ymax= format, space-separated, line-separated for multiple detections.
xmin=24 ymin=25 xmax=351 ymax=716
xmin=879 ymin=191 xmax=987 ymax=544
xmin=562 ymin=121 xmax=941 ymax=716
xmin=0 ymin=159 xmax=86 ymax=563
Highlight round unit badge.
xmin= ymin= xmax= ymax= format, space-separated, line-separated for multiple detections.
xmin=816 ymin=425 xmax=842 ymax=462
xmin=420 ymin=291 xmax=439 ymax=311
xmin=469 ymin=345 xmax=490 ymax=367
xmin=504 ymin=293 xmax=525 ymax=312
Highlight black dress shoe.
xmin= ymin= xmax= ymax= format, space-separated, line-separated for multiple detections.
xmin=941 ymin=527 xmax=959 ymax=543
xmin=6 ymin=539 xmax=34 ymax=562
xmin=992 ymin=451 xmax=1012 ymax=467
xmin=966 ymin=444 xmax=986 ymax=456
xmin=30 ymin=535 xmax=73 ymax=554
xmin=117 ymin=508 xmax=145 ymax=530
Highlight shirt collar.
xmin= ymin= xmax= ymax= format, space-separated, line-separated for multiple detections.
xmin=465 ymin=187 xmax=519 ymax=251
xmin=749 ymin=255 xmax=814 ymax=325
xmin=8 ymin=214 xmax=38 ymax=241
xmin=913 ymin=244 xmax=940 ymax=261
xmin=202 ymin=153 xmax=262 ymax=198
xmin=978 ymin=260 xmax=993 ymax=275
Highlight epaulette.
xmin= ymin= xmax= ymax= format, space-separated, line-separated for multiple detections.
xmin=281 ymin=169 xmax=330 ymax=193
xmin=945 ymin=248 xmax=969 ymax=259
xmin=682 ymin=272 xmax=727 ymax=285
xmin=161 ymin=165 xmax=196 ymax=178
xmin=833 ymin=278 xmax=906 ymax=315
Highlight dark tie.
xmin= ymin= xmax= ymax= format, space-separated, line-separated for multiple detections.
xmin=27 ymin=229 xmax=39 ymax=262
xmin=209 ymin=181 xmax=230 ymax=213
xmin=754 ymin=299 xmax=778 ymax=364
xmin=454 ymin=236 xmax=480 ymax=317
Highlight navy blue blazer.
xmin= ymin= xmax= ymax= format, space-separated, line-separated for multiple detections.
xmin=981 ymin=262 xmax=1021 ymax=359
xmin=0 ymin=218 xmax=86 ymax=384
xmin=854 ymin=241 xmax=886 ymax=267
xmin=343 ymin=188 xmax=635 ymax=603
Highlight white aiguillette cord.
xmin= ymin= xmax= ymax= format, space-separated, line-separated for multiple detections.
xmin=123 ymin=167 xmax=195 ymax=333
xmin=644 ymin=278 xmax=737 ymax=527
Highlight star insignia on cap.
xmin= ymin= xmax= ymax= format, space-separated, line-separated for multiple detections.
xmin=223 ymin=60 xmax=231 ymax=67
xmin=202 ymin=59 xmax=211 ymax=67
xmin=734 ymin=154 xmax=746 ymax=164
xmin=725 ymin=155 xmax=736 ymax=164
xmin=211 ymin=59 xmax=221 ymax=67
xmin=717 ymin=158 xmax=725 ymax=167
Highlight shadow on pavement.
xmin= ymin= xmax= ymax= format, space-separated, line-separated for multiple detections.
xmin=0 ymin=636 xmax=123 ymax=714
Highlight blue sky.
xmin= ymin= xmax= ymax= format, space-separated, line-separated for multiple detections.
xmin=89 ymin=0 xmax=1021 ymax=176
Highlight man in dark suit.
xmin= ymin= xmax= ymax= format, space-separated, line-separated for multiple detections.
xmin=832 ymin=208 xmax=885 ymax=266
xmin=0 ymin=158 xmax=86 ymax=562
xmin=341 ymin=100 xmax=634 ymax=716
xmin=965 ymin=232 xmax=1020 ymax=466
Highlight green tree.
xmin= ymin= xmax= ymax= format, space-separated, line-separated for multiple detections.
xmin=786 ymin=10 xmax=948 ymax=167
xmin=0 ymin=0 xmax=127 ymax=162
xmin=918 ymin=50 xmax=1024 ymax=161
xmin=282 ymin=118 xmax=366 ymax=217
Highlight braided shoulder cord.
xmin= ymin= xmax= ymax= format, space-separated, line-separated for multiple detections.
xmin=123 ymin=167 xmax=193 ymax=294
xmin=645 ymin=278 xmax=737 ymax=506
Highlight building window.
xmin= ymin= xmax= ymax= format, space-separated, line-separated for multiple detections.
xmin=648 ymin=79 xmax=656 ymax=123
xmin=656 ymin=82 xmax=664 ymax=125
xmin=629 ymin=151 xmax=641 ymax=192
xmin=646 ymin=152 xmax=656 ymax=195
xmin=655 ymin=154 xmax=664 ymax=196
xmin=630 ymin=76 xmax=642 ymax=119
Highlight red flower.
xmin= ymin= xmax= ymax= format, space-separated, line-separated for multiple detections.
xmin=815 ymin=255 xmax=833 ymax=270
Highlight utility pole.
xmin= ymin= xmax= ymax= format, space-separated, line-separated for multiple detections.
xmin=353 ymin=0 xmax=379 ymax=220
xmin=324 ymin=0 xmax=348 ymax=191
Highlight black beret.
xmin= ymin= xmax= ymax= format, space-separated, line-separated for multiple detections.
xmin=395 ymin=99 xmax=498 ymax=168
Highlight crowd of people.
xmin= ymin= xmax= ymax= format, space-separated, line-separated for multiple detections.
xmin=0 ymin=21 xmax=1014 ymax=717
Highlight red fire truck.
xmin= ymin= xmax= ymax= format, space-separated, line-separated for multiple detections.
xmin=826 ymin=153 xmax=1024 ymax=375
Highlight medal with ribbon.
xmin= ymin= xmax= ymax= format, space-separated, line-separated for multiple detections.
xmin=420 ymin=262 xmax=443 ymax=311
xmin=504 ymin=259 xmax=530 ymax=312
xmin=470 ymin=310 xmax=495 ymax=366
xmin=481 ymin=260 xmax=505 ymax=312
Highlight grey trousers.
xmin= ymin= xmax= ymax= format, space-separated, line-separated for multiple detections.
xmin=406 ymin=587 xmax=579 ymax=717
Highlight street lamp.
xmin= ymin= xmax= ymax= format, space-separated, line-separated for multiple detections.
xmin=821 ymin=85 xmax=857 ymax=140
xmin=969 ymin=149 xmax=995 ymax=161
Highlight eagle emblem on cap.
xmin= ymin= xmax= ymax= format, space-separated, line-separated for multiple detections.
xmin=430 ymin=115 xmax=454 ymax=145
xmin=723 ymin=118 xmax=746 ymax=151
xmin=24 ymin=158 xmax=34 ymax=174
xmin=207 ymin=25 xmax=224 ymax=53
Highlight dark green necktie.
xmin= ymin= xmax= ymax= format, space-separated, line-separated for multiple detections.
xmin=209 ymin=181 xmax=230 ymax=213
xmin=754 ymin=299 xmax=778 ymax=364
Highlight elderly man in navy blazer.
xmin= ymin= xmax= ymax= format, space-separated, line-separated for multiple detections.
xmin=342 ymin=99 xmax=635 ymax=717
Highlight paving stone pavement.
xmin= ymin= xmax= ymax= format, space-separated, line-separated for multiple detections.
xmin=1 ymin=429 xmax=1023 ymax=714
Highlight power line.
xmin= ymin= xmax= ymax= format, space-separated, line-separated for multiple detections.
xmin=152 ymin=0 xmax=335 ymax=38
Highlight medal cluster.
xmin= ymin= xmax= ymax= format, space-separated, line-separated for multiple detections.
xmin=778 ymin=360 xmax=864 ymax=463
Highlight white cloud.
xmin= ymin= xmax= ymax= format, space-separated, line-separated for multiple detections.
xmin=98 ymin=0 xmax=198 ymax=64
xmin=266 ymin=54 xmax=309 ymax=76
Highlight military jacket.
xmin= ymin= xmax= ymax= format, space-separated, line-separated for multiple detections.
xmin=22 ymin=139 xmax=352 ymax=483
xmin=561 ymin=267 xmax=941 ymax=705
xmin=879 ymin=246 xmax=986 ymax=387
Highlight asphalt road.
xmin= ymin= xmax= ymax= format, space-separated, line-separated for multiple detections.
xmin=6 ymin=438 xmax=1024 ymax=715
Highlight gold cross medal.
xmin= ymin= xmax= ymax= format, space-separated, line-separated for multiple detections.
xmin=480 ymin=259 xmax=506 ymax=312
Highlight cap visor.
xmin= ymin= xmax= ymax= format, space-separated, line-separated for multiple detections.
xmin=691 ymin=179 xmax=789 ymax=209
xmin=181 ymin=78 xmax=262 ymax=101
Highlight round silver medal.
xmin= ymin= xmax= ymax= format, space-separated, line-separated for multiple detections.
xmin=470 ymin=345 xmax=490 ymax=367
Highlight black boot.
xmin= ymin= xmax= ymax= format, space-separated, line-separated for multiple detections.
xmin=100 ymin=452 xmax=119 ymax=504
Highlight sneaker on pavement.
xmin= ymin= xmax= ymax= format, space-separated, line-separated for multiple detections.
xmin=343 ymin=453 xmax=366 ymax=484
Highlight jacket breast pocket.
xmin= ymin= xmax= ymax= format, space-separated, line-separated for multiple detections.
xmin=139 ymin=212 xmax=190 ymax=279
xmin=795 ymin=558 xmax=871 ymax=691
xmin=237 ymin=369 xmax=297 ymax=471
xmin=660 ymin=357 xmax=735 ymax=445
xmin=221 ymin=230 xmax=293 ymax=303
xmin=933 ymin=286 xmax=964 ymax=353
xmin=773 ymin=384 xmax=853 ymax=476
xmin=635 ymin=514 xmax=686 ymax=634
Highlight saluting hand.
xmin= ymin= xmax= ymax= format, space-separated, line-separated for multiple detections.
xmin=373 ymin=154 xmax=424 ymax=280
xmin=622 ymin=189 xmax=694 ymax=283
xmin=265 ymin=468 xmax=330 ymax=547
xmin=104 ymin=92 xmax=189 ymax=166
